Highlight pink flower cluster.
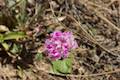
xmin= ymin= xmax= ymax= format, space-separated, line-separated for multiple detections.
xmin=45 ymin=31 xmax=78 ymax=60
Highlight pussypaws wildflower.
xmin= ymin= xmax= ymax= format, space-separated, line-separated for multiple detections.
xmin=45 ymin=31 xmax=78 ymax=60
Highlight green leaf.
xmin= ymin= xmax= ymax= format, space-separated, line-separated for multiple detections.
xmin=0 ymin=34 xmax=4 ymax=43
xmin=52 ymin=58 xmax=72 ymax=74
xmin=17 ymin=0 xmax=28 ymax=26
xmin=3 ymin=32 xmax=26 ymax=40
xmin=10 ymin=43 xmax=21 ymax=54
xmin=2 ymin=42 xmax=10 ymax=51
xmin=7 ymin=0 xmax=16 ymax=8
xmin=35 ymin=53 xmax=43 ymax=60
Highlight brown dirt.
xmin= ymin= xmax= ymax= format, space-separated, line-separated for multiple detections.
xmin=0 ymin=0 xmax=120 ymax=80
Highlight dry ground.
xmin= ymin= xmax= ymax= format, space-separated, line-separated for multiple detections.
xmin=0 ymin=0 xmax=120 ymax=80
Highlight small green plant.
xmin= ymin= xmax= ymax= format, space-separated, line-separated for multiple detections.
xmin=0 ymin=31 xmax=26 ymax=56
xmin=44 ymin=31 xmax=78 ymax=74
xmin=52 ymin=58 xmax=73 ymax=74
xmin=0 ymin=0 xmax=42 ymax=57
